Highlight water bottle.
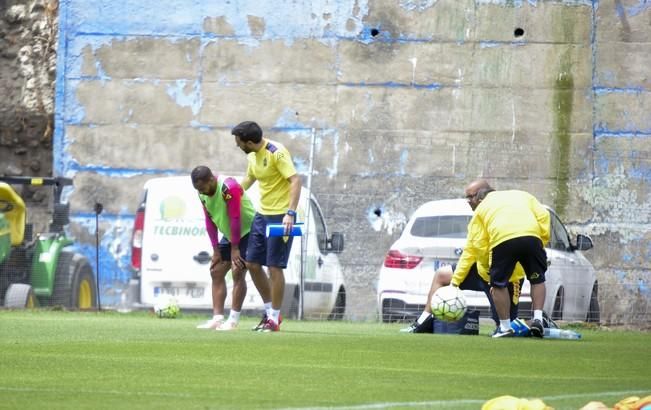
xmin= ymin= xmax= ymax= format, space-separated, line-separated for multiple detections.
xmin=543 ymin=328 xmax=581 ymax=340
xmin=265 ymin=223 xmax=303 ymax=237
xmin=510 ymin=318 xmax=530 ymax=337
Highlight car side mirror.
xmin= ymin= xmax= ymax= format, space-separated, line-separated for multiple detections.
xmin=575 ymin=234 xmax=593 ymax=251
xmin=327 ymin=232 xmax=344 ymax=254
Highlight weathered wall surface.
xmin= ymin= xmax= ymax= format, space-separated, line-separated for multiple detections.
xmin=1 ymin=0 xmax=58 ymax=231
xmin=49 ymin=0 xmax=650 ymax=323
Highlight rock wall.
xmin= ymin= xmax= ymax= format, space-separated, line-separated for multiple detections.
xmin=0 ymin=0 xmax=58 ymax=231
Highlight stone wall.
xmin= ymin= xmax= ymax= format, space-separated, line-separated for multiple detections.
xmin=0 ymin=0 xmax=58 ymax=231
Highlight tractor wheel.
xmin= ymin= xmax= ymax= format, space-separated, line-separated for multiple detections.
xmin=4 ymin=284 xmax=38 ymax=308
xmin=52 ymin=251 xmax=97 ymax=309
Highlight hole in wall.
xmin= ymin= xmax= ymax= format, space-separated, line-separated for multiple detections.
xmin=514 ymin=27 xmax=525 ymax=37
xmin=373 ymin=208 xmax=382 ymax=217
xmin=370 ymin=28 xmax=380 ymax=37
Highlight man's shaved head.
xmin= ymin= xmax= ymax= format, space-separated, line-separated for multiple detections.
xmin=464 ymin=179 xmax=493 ymax=210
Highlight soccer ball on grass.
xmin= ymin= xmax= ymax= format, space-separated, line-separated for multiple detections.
xmin=431 ymin=285 xmax=467 ymax=322
xmin=154 ymin=295 xmax=180 ymax=319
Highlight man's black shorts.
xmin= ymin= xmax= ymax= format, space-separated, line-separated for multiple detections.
xmin=246 ymin=213 xmax=294 ymax=268
xmin=489 ymin=235 xmax=547 ymax=288
xmin=451 ymin=263 xmax=521 ymax=322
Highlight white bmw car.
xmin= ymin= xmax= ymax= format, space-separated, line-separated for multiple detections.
xmin=377 ymin=199 xmax=600 ymax=323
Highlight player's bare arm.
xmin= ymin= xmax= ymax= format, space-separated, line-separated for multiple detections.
xmin=240 ymin=174 xmax=255 ymax=190
xmin=282 ymin=174 xmax=301 ymax=234
xmin=230 ymin=247 xmax=245 ymax=271
xmin=223 ymin=178 xmax=245 ymax=270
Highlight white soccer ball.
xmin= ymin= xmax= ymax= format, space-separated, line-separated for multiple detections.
xmin=154 ymin=295 xmax=180 ymax=319
xmin=431 ymin=285 xmax=467 ymax=322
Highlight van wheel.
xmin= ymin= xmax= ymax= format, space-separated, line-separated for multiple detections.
xmin=551 ymin=287 xmax=564 ymax=321
xmin=586 ymin=284 xmax=600 ymax=323
xmin=287 ymin=287 xmax=299 ymax=320
xmin=328 ymin=287 xmax=345 ymax=321
xmin=52 ymin=252 xmax=97 ymax=309
xmin=4 ymin=284 xmax=38 ymax=308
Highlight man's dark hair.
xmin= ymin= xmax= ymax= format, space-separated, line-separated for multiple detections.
xmin=190 ymin=165 xmax=212 ymax=184
xmin=231 ymin=121 xmax=263 ymax=143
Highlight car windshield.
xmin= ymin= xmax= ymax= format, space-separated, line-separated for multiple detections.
xmin=410 ymin=215 xmax=471 ymax=238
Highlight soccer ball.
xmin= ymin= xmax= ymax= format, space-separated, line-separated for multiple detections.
xmin=154 ymin=295 xmax=180 ymax=319
xmin=431 ymin=285 xmax=467 ymax=322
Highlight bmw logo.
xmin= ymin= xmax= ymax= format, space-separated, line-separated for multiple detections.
xmin=454 ymin=248 xmax=463 ymax=256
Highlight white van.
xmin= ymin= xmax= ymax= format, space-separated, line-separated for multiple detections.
xmin=128 ymin=175 xmax=346 ymax=320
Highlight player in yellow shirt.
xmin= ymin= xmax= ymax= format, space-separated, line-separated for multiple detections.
xmin=464 ymin=182 xmax=550 ymax=338
xmin=402 ymin=180 xmax=524 ymax=334
xmin=232 ymin=121 xmax=301 ymax=332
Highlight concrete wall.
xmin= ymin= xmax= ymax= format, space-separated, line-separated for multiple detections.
xmin=54 ymin=0 xmax=650 ymax=324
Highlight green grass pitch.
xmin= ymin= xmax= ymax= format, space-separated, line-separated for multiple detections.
xmin=0 ymin=310 xmax=649 ymax=409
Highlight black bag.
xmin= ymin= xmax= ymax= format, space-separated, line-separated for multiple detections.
xmin=432 ymin=309 xmax=480 ymax=335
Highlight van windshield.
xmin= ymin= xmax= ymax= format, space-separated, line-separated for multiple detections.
xmin=409 ymin=215 xmax=471 ymax=238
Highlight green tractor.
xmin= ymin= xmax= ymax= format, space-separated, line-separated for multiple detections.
xmin=0 ymin=176 xmax=97 ymax=309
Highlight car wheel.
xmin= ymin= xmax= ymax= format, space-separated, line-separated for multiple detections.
xmin=4 ymin=283 xmax=38 ymax=308
xmin=328 ymin=287 xmax=345 ymax=321
xmin=586 ymin=283 xmax=600 ymax=323
xmin=551 ymin=287 xmax=564 ymax=321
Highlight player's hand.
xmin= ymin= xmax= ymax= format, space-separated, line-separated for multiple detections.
xmin=282 ymin=213 xmax=294 ymax=236
xmin=210 ymin=252 xmax=222 ymax=272
xmin=231 ymin=248 xmax=245 ymax=271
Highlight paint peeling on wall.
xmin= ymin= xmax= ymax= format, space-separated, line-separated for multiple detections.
xmin=475 ymin=0 xmax=592 ymax=6
xmin=577 ymin=165 xmax=651 ymax=242
xmin=368 ymin=205 xmax=407 ymax=235
xmin=399 ymin=0 xmax=439 ymax=12
xmin=317 ymin=130 xmax=339 ymax=179
xmin=70 ymin=217 xmax=133 ymax=305
xmin=616 ymin=0 xmax=651 ymax=18
xmin=67 ymin=0 xmax=370 ymax=41
xmin=165 ymin=79 xmax=202 ymax=116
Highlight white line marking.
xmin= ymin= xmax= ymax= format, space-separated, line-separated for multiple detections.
xmin=0 ymin=386 xmax=195 ymax=399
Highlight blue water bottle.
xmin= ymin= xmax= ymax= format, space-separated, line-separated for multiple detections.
xmin=265 ymin=223 xmax=303 ymax=237
xmin=543 ymin=328 xmax=581 ymax=340
xmin=510 ymin=318 xmax=530 ymax=337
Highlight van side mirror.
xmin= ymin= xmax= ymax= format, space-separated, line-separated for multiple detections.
xmin=328 ymin=232 xmax=344 ymax=254
xmin=575 ymin=234 xmax=593 ymax=251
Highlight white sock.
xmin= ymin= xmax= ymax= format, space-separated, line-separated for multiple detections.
xmin=270 ymin=309 xmax=281 ymax=324
xmin=213 ymin=314 xmax=224 ymax=322
xmin=500 ymin=319 xmax=511 ymax=332
xmin=533 ymin=310 xmax=543 ymax=321
xmin=228 ymin=310 xmax=240 ymax=323
xmin=417 ymin=310 xmax=431 ymax=324
xmin=264 ymin=303 xmax=272 ymax=317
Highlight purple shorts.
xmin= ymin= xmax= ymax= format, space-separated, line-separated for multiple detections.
xmin=245 ymin=213 xmax=294 ymax=268
xmin=218 ymin=233 xmax=250 ymax=261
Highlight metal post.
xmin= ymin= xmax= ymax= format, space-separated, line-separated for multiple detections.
xmin=299 ymin=127 xmax=316 ymax=320
xmin=94 ymin=202 xmax=103 ymax=311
